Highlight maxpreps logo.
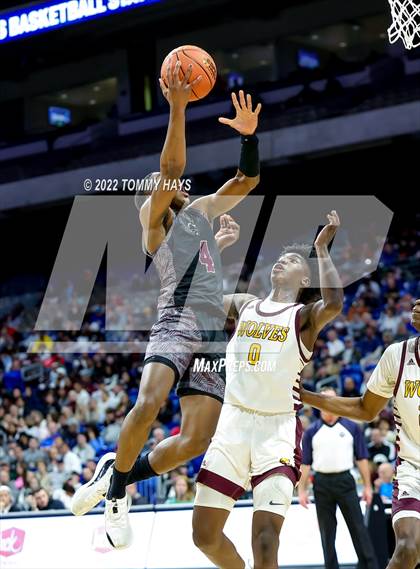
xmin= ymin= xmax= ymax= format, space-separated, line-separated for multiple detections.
xmin=0 ymin=528 xmax=25 ymax=557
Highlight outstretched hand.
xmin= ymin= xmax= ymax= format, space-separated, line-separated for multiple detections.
xmin=314 ymin=210 xmax=340 ymax=250
xmin=159 ymin=57 xmax=202 ymax=108
xmin=218 ymin=90 xmax=261 ymax=135
xmin=215 ymin=214 xmax=240 ymax=251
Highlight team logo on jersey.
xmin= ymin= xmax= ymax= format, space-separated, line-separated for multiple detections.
xmin=279 ymin=457 xmax=291 ymax=465
xmin=407 ymin=358 xmax=415 ymax=365
xmin=237 ymin=320 xmax=290 ymax=342
xmin=179 ymin=216 xmax=200 ymax=235
xmin=404 ymin=380 xmax=420 ymax=398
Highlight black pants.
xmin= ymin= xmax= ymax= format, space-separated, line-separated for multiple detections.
xmin=313 ymin=471 xmax=378 ymax=569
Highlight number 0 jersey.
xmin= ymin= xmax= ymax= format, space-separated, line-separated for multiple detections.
xmin=224 ymin=297 xmax=312 ymax=413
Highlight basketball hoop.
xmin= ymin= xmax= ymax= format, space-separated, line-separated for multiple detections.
xmin=388 ymin=0 xmax=420 ymax=49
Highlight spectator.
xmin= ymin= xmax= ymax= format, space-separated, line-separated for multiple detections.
xmin=0 ymin=485 xmax=22 ymax=513
xmin=367 ymin=428 xmax=395 ymax=464
xmin=60 ymin=441 xmax=82 ymax=475
xmin=374 ymin=462 xmax=394 ymax=503
xmin=358 ymin=326 xmax=381 ymax=356
xmin=30 ymin=487 xmax=65 ymax=511
xmin=126 ymin=483 xmax=148 ymax=506
xmin=326 ymin=329 xmax=345 ymax=358
xmin=165 ymin=475 xmax=195 ymax=504
xmin=52 ymin=480 xmax=76 ymax=509
xmin=342 ymin=377 xmax=360 ymax=398
xmin=341 ymin=336 xmax=362 ymax=366
xmin=73 ymin=433 xmax=95 ymax=463
xmin=23 ymin=437 xmax=46 ymax=468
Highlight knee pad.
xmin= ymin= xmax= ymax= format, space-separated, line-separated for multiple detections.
xmin=195 ymin=482 xmax=236 ymax=512
xmin=253 ymin=474 xmax=294 ymax=517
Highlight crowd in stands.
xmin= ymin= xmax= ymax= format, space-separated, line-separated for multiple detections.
xmin=0 ymin=228 xmax=418 ymax=514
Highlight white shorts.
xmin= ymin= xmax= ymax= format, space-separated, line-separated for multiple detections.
xmin=392 ymin=460 xmax=420 ymax=526
xmin=195 ymin=403 xmax=302 ymax=516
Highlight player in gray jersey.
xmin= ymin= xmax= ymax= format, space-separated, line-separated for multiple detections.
xmin=72 ymin=58 xmax=262 ymax=549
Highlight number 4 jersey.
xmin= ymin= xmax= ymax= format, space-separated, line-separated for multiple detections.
xmin=150 ymin=205 xmax=224 ymax=318
xmin=224 ymin=297 xmax=312 ymax=413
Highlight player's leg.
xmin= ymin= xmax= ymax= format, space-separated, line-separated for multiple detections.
xmin=387 ymin=517 xmax=420 ymax=569
xmin=103 ymin=361 xmax=175 ymax=549
xmin=251 ymin=475 xmax=291 ymax=569
xmin=335 ymin=471 xmax=378 ymax=569
xmin=193 ymin=503 xmax=245 ymax=569
xmin=70 ymin=360 xmax=175 ymax=521
xmin=148 ymin=394 xmax=222 ymax=473
xmin=146 ymin=346 xmax=226 ymax=473
xmin=387 ymin=462 xmax=420 ymax=569
xmin=193 ymin=404 xmax=251 ymax=569
xmin=108 ymin=361 xmax=175 ymax=497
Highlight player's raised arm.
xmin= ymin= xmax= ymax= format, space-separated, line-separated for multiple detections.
xmin=140 ymin=59 xmax=201 ymax=252
xmin=193 ymin=90 xmax=261 ymax=219
xmin=300 ymin=211 xmax=344 ymax=347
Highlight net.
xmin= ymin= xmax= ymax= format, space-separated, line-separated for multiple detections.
xmin=388 ymin=0 xmax=420 ymax=49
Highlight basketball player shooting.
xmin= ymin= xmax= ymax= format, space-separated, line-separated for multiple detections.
xmin=301 ymin=301 xmax=420 ymax=569
xmin=71 ymin=58 xmax=262 ymax=549
xmin=192 ymin=211 xmax=344 ymax=569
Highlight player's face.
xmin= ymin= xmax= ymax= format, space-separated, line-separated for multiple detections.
xmin=172 ymin=180 xmax=190 ymax=210
xmin=270 ymin=253 xmax=310 ymax=289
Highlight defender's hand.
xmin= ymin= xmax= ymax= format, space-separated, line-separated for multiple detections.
xmin=314 ymin=210 xmax=340 ymax=250
xmin=215 ymin=215 xmax=240 ymax=251
xmin=218 ymin=90 xmax=261 ymax=135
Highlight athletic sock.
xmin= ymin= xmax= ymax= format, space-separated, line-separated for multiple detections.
xmin=126 ymin=452 xmax=158 ymax=485
xmin=107 ymin=467 xmax=130 ymax=500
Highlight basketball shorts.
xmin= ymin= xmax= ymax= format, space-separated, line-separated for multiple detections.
xmin=144 ymin=305 xmax=226 ymax=403
xmin=195 ymin=403 xmax=302 ymax=516
xmin=392 ymin=459 xmax=420 ymax=525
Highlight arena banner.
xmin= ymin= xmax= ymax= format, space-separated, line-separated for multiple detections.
xmin=0 ymin=503 xmax=361 ymax=568
xmin=0 ymin=0 xmax=163 ymax=44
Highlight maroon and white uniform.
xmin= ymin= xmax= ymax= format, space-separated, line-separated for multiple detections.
xmin=367 ymin=336 xmax=420 ymax=525
xmin=195 ymin=297 xmax=312 ymax=516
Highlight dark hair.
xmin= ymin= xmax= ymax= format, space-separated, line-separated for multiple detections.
xmin=279 ymin=243 xmax=321 ymax=305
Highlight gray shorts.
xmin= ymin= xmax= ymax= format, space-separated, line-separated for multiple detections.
xmin=144 ymin=306 xmax=227 ymax=403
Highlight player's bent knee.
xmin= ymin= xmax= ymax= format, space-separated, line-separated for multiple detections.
xmin=253 ymin=528 xmax=279 ymax=562
xmin=131 ymin=396 xmax=162 ymax=425
xmin=180 ymin=434 xmax=211 ymax=458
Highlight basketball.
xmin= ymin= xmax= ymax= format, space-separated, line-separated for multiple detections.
xmin=160 ymin=45 xmax=217 ymax=101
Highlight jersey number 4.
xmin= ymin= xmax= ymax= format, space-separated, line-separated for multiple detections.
xmin=199 ymin=240 xmax=215 ymax=273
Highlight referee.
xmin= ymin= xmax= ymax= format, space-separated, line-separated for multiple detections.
xmin=299 ymin=387 xmax=379 ymax=569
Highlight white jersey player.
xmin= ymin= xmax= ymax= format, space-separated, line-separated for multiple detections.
xmin=302 ymin=300 xmax=420 ymax=569
xmin=193 ymin=211 xmax=343 ymax=569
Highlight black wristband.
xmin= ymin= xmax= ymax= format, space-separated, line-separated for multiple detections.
xmin=239 ymin=134 xmax=259 ymax=177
